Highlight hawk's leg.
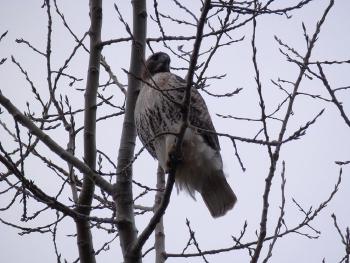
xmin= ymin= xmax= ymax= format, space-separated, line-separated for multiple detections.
xmin=164 ymin=135 xmax=183 ymax=173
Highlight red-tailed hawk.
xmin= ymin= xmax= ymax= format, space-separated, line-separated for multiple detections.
xmin=135 ymin=52 xmax=236 ymax=217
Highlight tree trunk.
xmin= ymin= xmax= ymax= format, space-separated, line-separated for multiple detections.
xmin=76 ymin=1 xmax=103 ymax=262
xmin=114 ymin=0 xmax=147 ymax=262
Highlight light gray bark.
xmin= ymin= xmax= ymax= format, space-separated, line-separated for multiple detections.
xmin=114 ymin=0 xmax=146 ymax=262
xmin=155 ymin=166 xmax=166 ymax=263
xmin=76 ymin=0 xmax=103 ymax=262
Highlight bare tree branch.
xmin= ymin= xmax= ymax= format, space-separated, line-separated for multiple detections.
xmin=316 ymin=63 xmax=350 ymax=128
xmin=0 ymin=90 xmax=113 ymax=194
xmin=251 ymin=1 xmax=335 ymax=262
xmin=154 ymin=165 xmax=166 ymax=263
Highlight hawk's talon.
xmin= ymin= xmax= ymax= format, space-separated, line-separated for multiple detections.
xmin=165 ymin=143 xmax=182 ymax=172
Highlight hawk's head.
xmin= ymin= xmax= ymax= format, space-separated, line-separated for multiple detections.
xmin=143 ymin=52 xmax=170 ymax=79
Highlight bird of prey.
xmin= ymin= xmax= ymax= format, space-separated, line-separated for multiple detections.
xmin=134 ymin=52 xmax=236 ymax=217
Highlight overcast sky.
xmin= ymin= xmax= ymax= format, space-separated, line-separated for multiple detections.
xmin=0 ymin=0 xmax=350 ymax=262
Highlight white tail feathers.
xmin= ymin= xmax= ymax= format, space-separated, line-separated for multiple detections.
xmin=173 ymin=130 xmax=236 ymax=217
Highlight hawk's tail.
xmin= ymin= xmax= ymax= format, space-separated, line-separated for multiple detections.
xmin=200 ymin=171 xmax=237 ymax=218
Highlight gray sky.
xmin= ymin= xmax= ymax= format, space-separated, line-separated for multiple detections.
xmin=0 ymin=0 xmax=349 ymax=262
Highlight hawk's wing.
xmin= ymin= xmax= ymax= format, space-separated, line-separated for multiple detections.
xmin=166 ymin=74 xmax=221 ymax=151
